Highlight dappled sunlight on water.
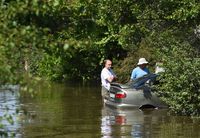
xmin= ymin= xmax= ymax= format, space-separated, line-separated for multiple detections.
xmin=0 ymin=89 xmax=21 ymax=137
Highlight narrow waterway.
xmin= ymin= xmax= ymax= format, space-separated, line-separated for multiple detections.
xmin=1 ymin=83 xmax=200 ymax=138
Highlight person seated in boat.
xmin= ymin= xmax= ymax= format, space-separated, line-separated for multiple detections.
xmin=130 ymin=58 xmax=150 ymax=81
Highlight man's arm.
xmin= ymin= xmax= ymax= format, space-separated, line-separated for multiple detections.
xmin=107 ymin=76 xmax=115 ymax=82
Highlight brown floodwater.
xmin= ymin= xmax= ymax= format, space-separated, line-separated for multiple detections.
xmin=1 ymin=83 xmax=200 ymax=138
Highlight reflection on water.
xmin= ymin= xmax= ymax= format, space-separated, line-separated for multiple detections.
xmin=1 ymin=83 xmax=200 ymax=138
xmin=19 ymin=83 xmax=103 ymax=138
xmin=101 ymin=106 xmax=169 ymax=138
xmin=101 ymin=105 xmax=200 ymax=138
xmin=0 ymin=89 xmax=21 ymax=137
xmin=101 ymin=99 xmax=200 ymax=137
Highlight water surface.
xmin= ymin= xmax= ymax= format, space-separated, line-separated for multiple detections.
xmin=1 ymin=83 xmax=200 ymax=138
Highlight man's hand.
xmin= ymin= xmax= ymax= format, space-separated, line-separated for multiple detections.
xmin=108 ymin=75 xmax=118 ymax=82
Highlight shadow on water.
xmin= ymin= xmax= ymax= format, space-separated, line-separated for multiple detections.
xmin=1 ymin=83 xmax=200 ymax=138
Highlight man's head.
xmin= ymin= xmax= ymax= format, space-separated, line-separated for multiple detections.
xmin=104 ymin=59 xmax=112 ymax=69
xmin=137 ymin=58 xmax=148 ymax=69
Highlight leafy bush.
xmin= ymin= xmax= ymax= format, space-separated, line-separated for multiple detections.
xmin=151 ymin=31 xmax=200 ymax=116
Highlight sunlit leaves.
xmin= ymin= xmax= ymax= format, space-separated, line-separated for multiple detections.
xmin=165 ymin=1 xmax=200 ymax=21
xmin=150 ymin=31 xmax=200 ymax=116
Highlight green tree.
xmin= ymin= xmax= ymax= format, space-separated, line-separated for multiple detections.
xmin=1 ymin=0 xmax=200 ymax=116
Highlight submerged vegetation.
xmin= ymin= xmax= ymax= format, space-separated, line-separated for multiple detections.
xmin=0 ymin=0 xmax=200 ymax=115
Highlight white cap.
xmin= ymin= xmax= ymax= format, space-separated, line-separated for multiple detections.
xmin=137 ymin=58 xmax=148 ymax=65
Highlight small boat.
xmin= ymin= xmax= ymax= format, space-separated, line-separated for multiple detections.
xmin=104 ymin=74 xmax=168 ymax=109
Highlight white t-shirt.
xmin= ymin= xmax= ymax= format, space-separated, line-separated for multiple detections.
xmin=101 ymin=68 xmax=116 ymax=90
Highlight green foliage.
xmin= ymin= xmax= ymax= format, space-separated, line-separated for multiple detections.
xmin=109 ymin=0 xmax=200 ymax=115
xmin=148 ymin=30 xmax=200 ymax=116
xmin=159 ymin=54 xmax=200 ymax=116
xmin=1 ymin=0 xmax=200 ymax=116
xmin=114 ymin=40 xmax=155 ymax=83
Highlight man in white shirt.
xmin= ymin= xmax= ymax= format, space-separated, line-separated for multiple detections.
xmin=101 ymin=59 xmax=117 ymax=101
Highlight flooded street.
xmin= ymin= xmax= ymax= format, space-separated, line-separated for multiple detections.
xmin=1 ymin=83 xmax=200 ymax=138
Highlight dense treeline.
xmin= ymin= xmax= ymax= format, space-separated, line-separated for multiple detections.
xmin=0 ymin=0 xmax=200 ymax=115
